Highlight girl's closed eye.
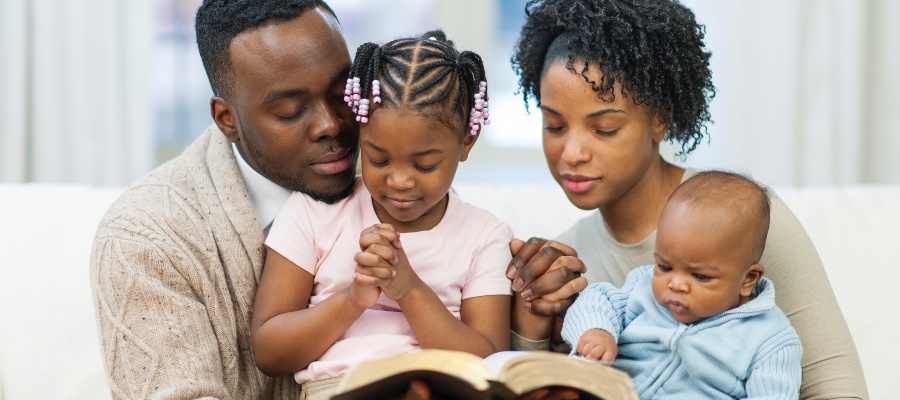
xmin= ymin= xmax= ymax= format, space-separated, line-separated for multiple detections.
xmin=415 ymin=164 xmax=439 ymax=173
xmin=367 ymin=158 xmax=389 ymax=167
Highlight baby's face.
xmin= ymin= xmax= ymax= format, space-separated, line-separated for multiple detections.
xmin=652 ymin=202 xmax=756 ymax=324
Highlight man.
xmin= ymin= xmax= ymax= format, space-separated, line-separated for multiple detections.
xmin=91 ymin=1 xmax=357 ymax=398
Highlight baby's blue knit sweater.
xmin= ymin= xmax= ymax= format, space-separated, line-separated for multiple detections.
xmin=562 ymin=265 xmax=802 ymax=399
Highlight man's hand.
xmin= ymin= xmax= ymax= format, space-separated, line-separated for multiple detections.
xmin=576 ymin=329 xmax=618 ymax=363
xmin=508 ymin=237 xmax=588 ymax=317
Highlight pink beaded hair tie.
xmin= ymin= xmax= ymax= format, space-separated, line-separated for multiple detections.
xmin=468 ymin=81 xmax=490 ymax=136
xmin=345 ymin=77 xmax=381 ymax=124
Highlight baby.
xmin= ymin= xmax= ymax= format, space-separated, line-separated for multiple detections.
xmin=562 ymin=170 xmax=802 ymax=399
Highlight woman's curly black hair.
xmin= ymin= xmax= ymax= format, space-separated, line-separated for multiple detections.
xmin=511 ymin=0 xmax=715 ymax=156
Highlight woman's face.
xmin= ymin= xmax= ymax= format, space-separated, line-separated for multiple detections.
xmin=539 ymin=62 xmax=667 ymax=210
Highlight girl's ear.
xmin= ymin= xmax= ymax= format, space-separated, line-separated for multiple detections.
xmin=211 ymin=96 xmax=239 ymax=143
xmin=740 ymin=264 xmax=765 ymax=298
xmin=459 ymin=130 xmax=479 ymax=162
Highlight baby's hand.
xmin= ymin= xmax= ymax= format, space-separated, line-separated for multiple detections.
xmin=355 ymin=224 xmax=420 ymax=301
xmin=577 ymin=329 xmax=618 ymax=363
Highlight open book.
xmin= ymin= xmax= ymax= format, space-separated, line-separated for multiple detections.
xmin=330 ymin=350 xmax=639 ymax=400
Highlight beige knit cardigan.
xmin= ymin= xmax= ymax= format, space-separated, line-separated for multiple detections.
xmin=91 ymin=126 xmax=301 ymax=399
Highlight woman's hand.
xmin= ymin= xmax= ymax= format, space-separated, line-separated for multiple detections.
xmin=507 ymin=237 xmax=588 ymax=317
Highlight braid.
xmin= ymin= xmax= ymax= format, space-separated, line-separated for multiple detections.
xmin=347 ymin=30 xmax=489 ymax=140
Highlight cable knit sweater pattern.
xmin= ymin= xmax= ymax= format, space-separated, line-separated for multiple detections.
xmin=90 ymin=126 xmax=301 ymax=399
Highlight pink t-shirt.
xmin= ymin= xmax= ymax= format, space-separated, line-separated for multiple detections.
xmin=265 ymin=180 xmax=513 ymax=383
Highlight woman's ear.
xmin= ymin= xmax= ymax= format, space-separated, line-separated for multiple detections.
xmin=651 ymin=113 xmax=667 ymax=144
xmin=740 ymin=264 xmax=766 ymax=297
xmin=459 ymin=130 xmax=480 ymax=162
xmin=211 ymin=96 xmax=239 ymax=143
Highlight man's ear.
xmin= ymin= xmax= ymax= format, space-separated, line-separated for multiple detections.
xmin=458 ymin=130 xmax=479 ymax=162
xmin=211 ymin=96 xmax=239 ymax=143
xmin=740 ymin=264 xmax=765 ymax=297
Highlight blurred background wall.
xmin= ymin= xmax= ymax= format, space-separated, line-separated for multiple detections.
xmin=1 ymin=0 xmax=897 ymax=187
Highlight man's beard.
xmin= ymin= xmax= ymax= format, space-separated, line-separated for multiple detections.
xmin=242 ymin=130 xmax=358 ymax=204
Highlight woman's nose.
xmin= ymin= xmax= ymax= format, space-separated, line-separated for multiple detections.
xmin=560 ymin=132 xmax=591 ymax=165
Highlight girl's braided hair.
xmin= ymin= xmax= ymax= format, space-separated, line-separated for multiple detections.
xmin=349 ymin=30 xmax=488 ymax=141
xmin=511 ymin=0 xmax=716 ymax=156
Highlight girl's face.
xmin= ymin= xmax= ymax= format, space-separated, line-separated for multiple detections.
xmin=539 ymin=62 xmax=667 ymax=211
xmin=360 ymin=107 xmax=476 ymax=232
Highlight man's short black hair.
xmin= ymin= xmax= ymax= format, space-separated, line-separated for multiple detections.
xmin=195 ymin=0 xmax=337 ymax=99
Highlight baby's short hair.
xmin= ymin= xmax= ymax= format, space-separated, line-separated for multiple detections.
xmin=669 ymin=170 xmax=771 ymax=264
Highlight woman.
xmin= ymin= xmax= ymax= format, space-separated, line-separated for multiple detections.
xmin=506 ymin=0 xmax=868 ymax=398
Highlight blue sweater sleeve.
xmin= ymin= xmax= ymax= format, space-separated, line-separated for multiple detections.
xmin=745 ymin=340 xmax=803 ymax=399
xmin=561 ymin=266 xmax=650 ymax=348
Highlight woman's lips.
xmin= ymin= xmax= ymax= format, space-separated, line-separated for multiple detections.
xmin=310 ymin=151 xmax=351 ymax=175
xmin=561 ymin=174 xmax=599 ymax=194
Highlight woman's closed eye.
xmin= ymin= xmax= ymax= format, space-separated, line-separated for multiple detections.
xmin=592 ymin=128 xmax=618 ymax=136
xmin=543 ymin=124 xmax=564 ymax=133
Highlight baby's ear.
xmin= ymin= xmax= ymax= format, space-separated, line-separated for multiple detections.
xmin=459 ymin=130 xmax=479 ymax=162
xmin=740 ymin=264 xmax=765 ymax=297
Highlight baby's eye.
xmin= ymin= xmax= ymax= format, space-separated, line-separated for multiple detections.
xmin=656 ymin=265 xmax=672 ymax=272
xmin=692 ymin=273 xmax=710 ymax=281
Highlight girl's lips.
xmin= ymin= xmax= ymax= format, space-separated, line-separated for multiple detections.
xmin=386 ymin=196 xmax=419 ymax=209
xmin=561 ymin=176 xmax=600 ymax=194
xmin=310 ymin=153 xmax=351 ymax=175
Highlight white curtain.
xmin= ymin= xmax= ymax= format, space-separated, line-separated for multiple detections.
xmin=674 ymin=0 xmax=900 ymax=186
xmin=0 ymin=0 xmax=154 ymax=186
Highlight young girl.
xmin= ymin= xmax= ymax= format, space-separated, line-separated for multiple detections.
xmin=249 ymin=31 xmax=511 ymax=398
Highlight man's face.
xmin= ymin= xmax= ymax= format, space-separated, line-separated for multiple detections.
xmin=220 ymin=7 xmax=358 ymax=203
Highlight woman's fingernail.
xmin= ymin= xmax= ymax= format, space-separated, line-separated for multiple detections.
xmin=512 ymin=277 xmax=523 ymax=291
xmin=506 ymin=267 xmax=515 ymax=279
xmin=524 ymin=301 xmax=532 ymax=310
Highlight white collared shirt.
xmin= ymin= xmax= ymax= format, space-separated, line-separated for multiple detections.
xmin=232 ymin=144 xmax=291 ymax=231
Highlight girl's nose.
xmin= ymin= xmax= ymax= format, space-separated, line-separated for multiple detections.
xmin=387 ymin=170 xmax=415 ymax=190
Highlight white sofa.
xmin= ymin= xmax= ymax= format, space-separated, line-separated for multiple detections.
xmin=1 ymin=182 xmax=896 ymax=399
